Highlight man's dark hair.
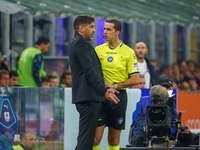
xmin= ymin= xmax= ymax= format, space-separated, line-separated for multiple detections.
xmin=41 ymin=77 xmax=50 ymax=83
xmin=9 ymin=70 xmax=18 ymax=78
xmin=0 ymin=70 xmax=9 ymax=79
xmin=35 ymin=36 xmax=50 ymax=45
xmin=48 ymin=75 xmax=58 ymax=80
xmin=73 ymin=15 xmax=94 ymax=32
xmin=106 ymin=18 xmax=122 ymax=32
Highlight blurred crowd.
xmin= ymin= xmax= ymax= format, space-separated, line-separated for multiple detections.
xmin=0 ymin=54 xmax=72 ymax=88
xmin=0 ymin=36 xmax=72 ymax=89
xmin=153 ymin=60 xmax=200 ymax=91
xmin=131 ymin=60 xmax=200 ymax=91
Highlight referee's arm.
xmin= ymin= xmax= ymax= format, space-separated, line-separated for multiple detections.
xmin=105 ymin=73 xmax=140 ymax=89
xmin=115 ymin=73 xmax=139 ymax=88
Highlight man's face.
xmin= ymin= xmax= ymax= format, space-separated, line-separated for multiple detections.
xmin=138 ymin=77 xmax=145 ymax=88
xmin=188 ymin=79 xmax=198 ymax=90
xmin=180 ymin=61 xmax=188 ymax=72
xmin=82 ymin=22 xmax=96 ymax=41
xmin=9 ymin=76 xmax=19 ymax=87
xmin=188 ymin=62 xmax=195 ymax=73
xmin=134 ymin=42 xmax=148 ymax=60
xmin=50 ymin=78 xmax=59 ymax=87
xmin=104 ymin=22 xmax=119 ymax=41
xmin=64 ymin=75 xmax=72 ymax=87
xmin=0 ymin=73 xmax=9 ymax=87
xmin=22 ymin=134 xmax=36 ymax=150
xmin=41 ymin=82 xmax=50 ymax=87
xmin=164 ymin=66 xmax=173 ymax=77
xmin=172 ymin=65 xmax=179 ymax=75
xmin=180 ymin=82 xmax=190 ymax=91
xmin=41 ymin=42 xmax=51 ymax=53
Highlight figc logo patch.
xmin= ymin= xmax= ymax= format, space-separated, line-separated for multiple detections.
xmin=118 ymin=118 xmax=123 ymax=124
xmin=107 ymin=57 xmax=113 ymax=62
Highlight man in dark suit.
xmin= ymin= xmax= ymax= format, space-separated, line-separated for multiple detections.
xmin=69 ymin=15 xmax=120 ymax=150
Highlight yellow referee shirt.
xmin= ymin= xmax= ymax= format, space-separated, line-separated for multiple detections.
xmin=95 ymin=41 xmax=139 ymax=90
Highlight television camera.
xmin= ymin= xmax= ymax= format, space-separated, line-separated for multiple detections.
xmin=146 ymin=97 xmax=184 ymax=148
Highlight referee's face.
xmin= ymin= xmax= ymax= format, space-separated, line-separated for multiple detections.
xmin=104 ymin=22 xmax=119 ymax=41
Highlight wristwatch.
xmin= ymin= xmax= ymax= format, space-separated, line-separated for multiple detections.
xmin=113 ymin=83 xmax=117 ymax=89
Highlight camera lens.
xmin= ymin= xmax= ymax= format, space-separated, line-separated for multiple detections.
xmin=148 ymin=107 xmax=166 ymax=124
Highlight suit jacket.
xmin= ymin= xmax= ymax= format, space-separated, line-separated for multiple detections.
xmin=69 ymin=32 xmax=107 ymax=104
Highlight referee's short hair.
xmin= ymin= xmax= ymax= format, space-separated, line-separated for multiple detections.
xmin=73 ymin=15 xmax=94 ymax=32
xmin=106 ymin=18 xmax=122 ymax=32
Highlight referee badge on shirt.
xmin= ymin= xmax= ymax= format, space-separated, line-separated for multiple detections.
xmin=133 ymin=62 xmax=139 ymax=71
xmin=107 ymin=57 xmax=113 ymax=62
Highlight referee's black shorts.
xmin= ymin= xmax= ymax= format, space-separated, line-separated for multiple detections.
xmin=97 ymin=90 xmax=127 ymax=130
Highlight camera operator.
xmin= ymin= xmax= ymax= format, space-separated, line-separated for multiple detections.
xmin=130 ymin=79 xmax=193 ymax=147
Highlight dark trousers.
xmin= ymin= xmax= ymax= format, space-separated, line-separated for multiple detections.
xmin=75 ymin=101 xmax=101 ymax=150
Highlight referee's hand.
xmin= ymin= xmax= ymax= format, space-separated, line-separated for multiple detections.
xmin=104 ymin=89 xmax=120 ymax=104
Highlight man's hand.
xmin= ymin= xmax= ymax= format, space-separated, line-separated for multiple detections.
xmin=105 ymin=81 xmax=115 ymax=89
xmin=104 ymin=89 xmax=120 ymax=104
xmin=180 ymin=126 xmax=190 ymax=135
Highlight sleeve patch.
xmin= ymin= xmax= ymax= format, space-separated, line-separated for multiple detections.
xmin=134 ymin=62 xmax=139 ymax=71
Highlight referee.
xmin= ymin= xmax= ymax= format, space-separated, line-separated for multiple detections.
xmin=93 ymin=19 xmax=140 ymax=150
